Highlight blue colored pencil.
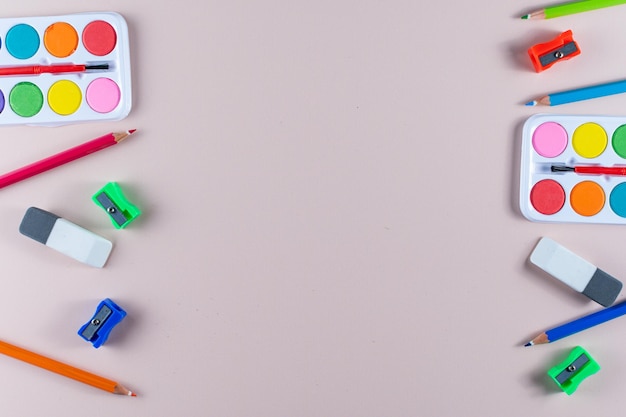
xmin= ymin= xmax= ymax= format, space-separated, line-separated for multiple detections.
xmin=525 ymin=299 xmax=626 ymax=346
xmin=526 ymin=79 xmax=626 ymax=106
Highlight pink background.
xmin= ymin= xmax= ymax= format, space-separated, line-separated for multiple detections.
xmin=1 ymin=1 xmax=626 ymax=415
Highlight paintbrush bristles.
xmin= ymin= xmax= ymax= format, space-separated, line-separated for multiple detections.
xmin=85 ymin=64 xmax=109 ymax=70
xmin=551 ymin=165 xmax=575 ymax=172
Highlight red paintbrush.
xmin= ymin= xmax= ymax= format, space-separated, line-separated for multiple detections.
xmin=552 ymin=165 xmax=626 ymax=175
xmin=0 ymin=63 xmax=108 ymax=76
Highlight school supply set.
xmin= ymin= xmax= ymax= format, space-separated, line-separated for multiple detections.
xmin=520 ymin=0 xmax=626 ymax=395
xmin=524 ymin=238 xmax=625 ymax=394
xmin=0 ymin=12 xmax=141 ymax=396
xmin=523 ymin=0 xmax=626 ymax=106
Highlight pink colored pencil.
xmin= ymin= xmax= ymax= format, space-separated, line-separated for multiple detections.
xmin=0 ymin=130 xmax=135 ymax=189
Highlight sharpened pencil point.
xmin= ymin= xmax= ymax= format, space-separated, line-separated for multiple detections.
xmin=128 ymin=129 xmax=136 ymax=134
xmin=131 ymin=392 xmax=137 ymax=397
xmin=525 ymin=100 xmax=536 ymax=106
xmin=521 ymin=14 xmax=529 ymax=19
xmin=524 ymin=341 xmax=533 ymax=347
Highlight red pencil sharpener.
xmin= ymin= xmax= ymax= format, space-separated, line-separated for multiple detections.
xmin=528 ymin=30 xmax=580 ymax=73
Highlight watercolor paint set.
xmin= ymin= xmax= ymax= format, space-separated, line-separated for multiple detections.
xmin=520 ymin=113 xmax=626 ymax=224
xmin=0 ymin=12 xmax=131 ymax=126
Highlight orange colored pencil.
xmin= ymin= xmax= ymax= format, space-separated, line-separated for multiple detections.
xmin=0 ymin=339 xmax=136 ymax=396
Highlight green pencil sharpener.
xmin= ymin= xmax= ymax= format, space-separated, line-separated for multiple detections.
xmin=547 ymin=346 xmax=600 ymax=395
xmin=92 ymin=182 xmax=141 ymax=229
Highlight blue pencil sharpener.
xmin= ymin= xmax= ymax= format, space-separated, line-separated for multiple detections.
xmin=78 ymin=298 xmax=127 ymax=348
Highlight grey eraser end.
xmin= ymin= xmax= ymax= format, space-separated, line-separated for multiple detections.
xmin=19 ymin=207 xmax=59 ymax=244
xmin=583 ymin=269 xmax=623 ymax=307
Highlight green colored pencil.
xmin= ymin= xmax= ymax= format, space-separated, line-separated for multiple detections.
xmin=521 ymin=0 xmax=626 ymax=19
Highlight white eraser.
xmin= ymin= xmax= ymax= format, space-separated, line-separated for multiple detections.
xmin=529 ymin=237 xmax=622 ymax=306
xmin=19 ymin=207 xmax=112 ymax=268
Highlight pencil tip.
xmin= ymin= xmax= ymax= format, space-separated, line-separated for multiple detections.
xmin=524 ymin=342 xmax=533 ymax=347
xmin=128 ymin=129 xmax=137 ymax=134
xmin=525 ymin=100 xmax=536 ymax=106
xmin=131 ymin=392 xmax=137 ymax=397
xmin=521 ymin=14 xmax=529 ymax=19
